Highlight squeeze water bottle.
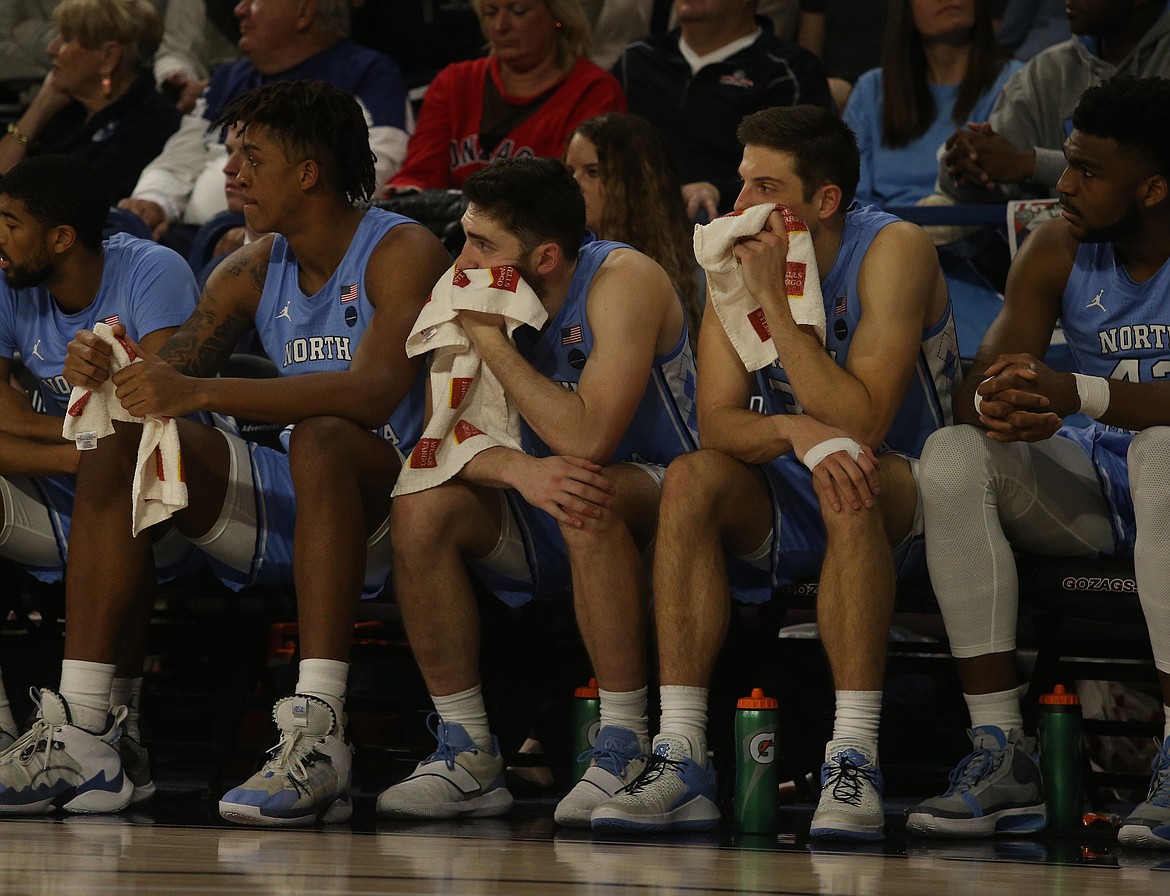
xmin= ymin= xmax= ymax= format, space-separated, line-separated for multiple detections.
xmin=571 ymin=678 xmax=601 ymax=780
xmin=735 ymin=687 xmax=779 ymax=833
xmin=1038 ymin=683 xmax=1083 ymax=832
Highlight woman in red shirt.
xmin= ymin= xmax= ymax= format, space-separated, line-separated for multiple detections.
xmin=384 ymin=0 xmax=626 ymax=193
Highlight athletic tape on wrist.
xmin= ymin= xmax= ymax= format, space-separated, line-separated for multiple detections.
xmin=802 ymin=437 xmax=862 ymax=472
xmin=973 ymin=375 xmax=994 ymax=416
xmin=1073 ymin=373 xmax=1110 ymax=419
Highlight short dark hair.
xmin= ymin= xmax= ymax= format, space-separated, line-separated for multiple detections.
xmin=737 ymin=106 xmax=861 ymax=209
xmin=462 ymin=157 xmax=585 ymax=261
xmin=0 ymin=155 xmax=109 ymax=251
xmin=1073 ymin=75 xmax=1170 ymax=178
xmin=213 ymin=80 xmax=375 ymax=204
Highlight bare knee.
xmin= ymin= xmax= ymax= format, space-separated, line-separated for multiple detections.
xmin=288 ymin=415 xmax=366 ymax=480
xmin=660 ymin=450 xmax=740 ymax=527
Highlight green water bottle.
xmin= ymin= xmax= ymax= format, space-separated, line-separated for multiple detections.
xmin=735 ymin=687 xmax=779 ymax=833
xmin=1038 ymin=683 xmax=1083 ymax=833
xmin=571 ymin=678 xmax=601 ymax=780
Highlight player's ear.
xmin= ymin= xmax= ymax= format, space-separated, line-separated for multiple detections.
xmin=815 ymin=183 xmax=842 ymax=219
xmin=1139 ymin=173 xmax=1167 ymax=210
xmin=300 ymin=159 xmax=321 ymax=192
xmin=48 ymin=223 xmax=77 ymax=256
xmin=533 ymin=239 xmax=560 ymax=275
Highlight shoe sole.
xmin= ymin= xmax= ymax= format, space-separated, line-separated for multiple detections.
xmin=591 ymin=798 xmax=720 ymax=833
xmin=1117 ymin=824 xmax=1170 ymax=849
xmin=219 ymin=795 xmax=353 ymax=827
xmin=906 ymin=805 xmax=1046 ymax=838
xmin=377 ymin=788 xmax=514 ymax=820
xmin=809 ymin=824 xmax=885 ymax=841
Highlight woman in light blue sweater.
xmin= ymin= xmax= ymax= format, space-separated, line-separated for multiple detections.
xmin=843 ymin=0 xmax=1021 ymax=208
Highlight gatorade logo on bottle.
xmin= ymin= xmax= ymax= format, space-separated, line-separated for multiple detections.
xmin=749 ymin=732 xmax=776 ymax=764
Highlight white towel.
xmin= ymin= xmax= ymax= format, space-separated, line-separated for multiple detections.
xmin=61 ymin=322 xmax=188 ymax=536
xmin=392 ymin=264 xmax=548 ymax=497
xmin=693 ymin=202 xmax=825 ymax=372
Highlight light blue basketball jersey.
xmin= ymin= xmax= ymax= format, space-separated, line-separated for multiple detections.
xmin=0 ymin=234 xmax=198 ymax=581
xmin=1050 ymin=239 xmax=1170 ymax=554
xmin=472 ymin=237 xmax=699 ymax=605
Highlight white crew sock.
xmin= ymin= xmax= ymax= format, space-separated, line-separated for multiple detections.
xmin=658 ymin=685 xmax=708 ymax=759
xmin=295 ymin=658 xmax=348 ymax=732
xmin=433 ymin=684 xmax=491 ymax=749
xmin=60 ymin=660 xmax=116 ymax=733
xmin=832 ymin=690 xmax=882 ymax=745
xmin=109 ymin=676 xmax=143 ymax=740
xmin=964 ymin=687 xmax=1024 ymax=734
xmin=598 ymin=686 xmax=649 ymax=740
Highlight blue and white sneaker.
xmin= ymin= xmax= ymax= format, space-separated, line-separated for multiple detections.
xmin=376 ymin=715 xmax=513 ymax=819
xmin=589 ymin=733 xmax=720 ymax=832
xmin=809 ymin=739 xmax=886 ymax=840
xmin=0 ymin=689 xmax=132 ymax=815
xmin=906 ymin=726 xmax=1046 ymax=838
xmin=219 ymin=694 xmax=353 ymax=827
xmin=1118 ymin=738 xmax=1170 ymax=849
xmin=554 ymin=725 xmax=649 ymax=828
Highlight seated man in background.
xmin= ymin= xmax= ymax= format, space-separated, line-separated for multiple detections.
xmin=613 ymin=0 xmax=831 ymax=221
xmin=593 ymin=106 xmax=956 ymax=838
xmin=0 ymin=81 xmax=449 ymax=824
xmin=909 ymin=75 xmax=1170 ymax=851
xmin=939 ymin=0 xmax=1170 ymax=201
xmin=120 ymin=0 xmax=411 ymax=251
xmin=379 ymin=157 xmax=698 ymax=828
xmin=0 ymin=154 xmax=197 ymax=796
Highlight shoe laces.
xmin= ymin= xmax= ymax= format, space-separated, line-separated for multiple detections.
xmin=619 ymin=753 xmax=682 ymax=796
xmin=1147 ymin=739 xmax=1170 ymax=808
xmin=822 ymin=749 xmax=880 ymax=806
xmin=944 ymin=743 xmax=1005 ymax=796
xmin=264 ymin=728 xmax=321 ymax=791
xmin=576 ymin=741 xmax=637 ymax=777
xmin=424 ymin=712 xmax=473 ymax=771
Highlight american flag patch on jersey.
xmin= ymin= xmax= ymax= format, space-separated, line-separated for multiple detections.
xmin=834 ymin=294 xmax=847 ymax=316
xmin=561 ymin=325 xmax=583 ymax=346
xmin=104 ymin=314 xmax=120 ymax=327
xmin=340 ymin=283 xmax=358 ymax=303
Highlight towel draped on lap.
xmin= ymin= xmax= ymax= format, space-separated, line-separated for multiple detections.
xmin=392 ymin=264 xmax=547 ymax=498
xmin=61 ymin=321 xmax=187 ymax=536
xmin=693 ymin=202 xmax=825 ymax=372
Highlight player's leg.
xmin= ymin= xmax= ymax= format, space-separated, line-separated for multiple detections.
xmin=376 ymin=479 xmax=513 ymax=820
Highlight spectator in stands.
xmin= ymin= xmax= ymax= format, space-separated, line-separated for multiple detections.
xmin=585 ymin=0 xmax=654 ymax=69
xmin=0 ymin=0 xmax=181 ymax=203
xmin=996 ymin=0 xmax=1069 ymax=61
xmin=0 ymin=154 xmax=198 ymax=784
xmin=377 ymin=157 xmax=697 ymax=828
xmin=591 ymin=106 xmax=957 ymax=838
xmin=797 ymin=0 xmax=887 ymax=113
xmin=565 ymin=112 xmax=702 ymax=340
xmin=908 ymin=75 xmax=1170 ymax=851
xmin=614 ymin=0 xmax=831 ymax=222
xmin=385 ymin=0 xmax=626 ymax=193
xmin=154 ymin=0 xmax=239 ymax=113
xmin=0 ymin=81 xmax=449 ymax=824
xmin=939 ymin=0 xmax=1170 ymax=202
xmin=119 ymin=0 xmax=411 ymax=252
xmin=843 ymin=0 xmax=1021 ymax=209
xmin=0 ymin=1 xmax=60 ymax=91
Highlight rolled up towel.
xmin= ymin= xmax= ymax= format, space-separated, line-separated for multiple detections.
xmin=693 ymin=202 xmax=825 ymax=371
xmin=62 ymin=322 xmax=187 ymax=535
xmin=392 ymin=264 xmax=548 ymax=498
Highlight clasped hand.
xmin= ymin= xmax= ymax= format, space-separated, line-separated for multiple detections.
xmin=65 ymin=325 xmax=194 ymax=418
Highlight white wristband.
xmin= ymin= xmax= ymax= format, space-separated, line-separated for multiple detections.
xmin=1074 ymin=373 xmax=1110 ymax=419
xmin=802 ymin=436 xmax=862 ymax=472
xmin=973 ymin=375 xmax=994 ymax=416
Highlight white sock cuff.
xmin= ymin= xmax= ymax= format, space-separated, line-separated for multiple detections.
xmin=598 ymin=686 xmax=649 ymax=738
xmin=295 ymin=658 xmax=349 ymax=701
xmin=432 ymin=684 xmax=490 ymax=749
xmin=60 ymin=660 xmax=116 ymax=732
xmin=964 ymin=687 xmax=1024 ymax=733
xmin=832 ymin=689 xmax=883 ymax=744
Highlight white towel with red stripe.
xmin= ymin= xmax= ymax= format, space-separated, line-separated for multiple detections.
xmin=693 ymin=202 xmax=825 ymax=371
xmin=392 ymin=264 xmax=547 ymax=497
xmin=61 ymin=322 xmax=187 ymax=535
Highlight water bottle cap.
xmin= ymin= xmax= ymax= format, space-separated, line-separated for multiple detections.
xmin=737 ymin=687 xmax=778 ymax=709
xmin=574 ymin=677 xmax=599 ymax=699
xmin=1039 ymin=683 xmax=1080 ymax=705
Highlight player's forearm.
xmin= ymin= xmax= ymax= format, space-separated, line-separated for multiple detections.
xmin=194 ymin=371 xmax=405 ymax=430
xmin=0 ymin=432 xmax=78 ymax=476
xmin=458 ymin=445 xmax=532 ymax=490
xmin=698 ymin=404 xmax=794 ymax=465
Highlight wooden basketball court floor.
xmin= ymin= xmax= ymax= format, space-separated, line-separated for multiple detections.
xmin=1 ymin=795 xmax=1166 ymax=895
